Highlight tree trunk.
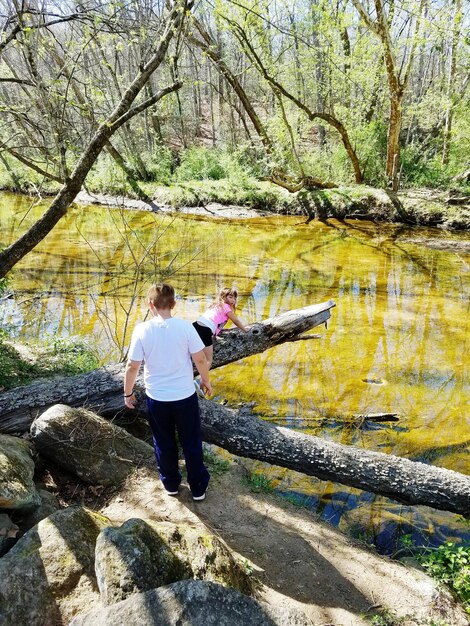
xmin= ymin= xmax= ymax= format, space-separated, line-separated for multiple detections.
xmin=0 ymin=301 xmax=335 ymax=433
xmin=1 ymin=298 xmax=467 ymax=515
xmin=199 ymin=400 xmax=470 ymax=517
xmin=386 ymin=95 xmax=402 ymax=190
xmin=188 ymin=22 xmax=275 ymax=155
xmin=228 ymin=20 xmax=363 ymax=183
xmin=442 ymin=0 xmax=462 ymax=165
xmin=0 ymin=0 xmax=190 ymax=280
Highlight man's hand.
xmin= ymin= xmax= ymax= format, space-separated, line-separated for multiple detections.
xmin=200 ymin=377 xmax=212 ymax=397
xmin=192 ymin=349 xmax=212 ymax=398
xmin=124 ymin=393 xmax=136 ymax=409
xmin=124 ymin=359 xmax=141 ymax=410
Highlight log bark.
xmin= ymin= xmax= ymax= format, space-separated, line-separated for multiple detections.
xmin=0 ymin=301 xmax=335 ymax=434
xmin=200 ymin=400 xmax=470 ymax=517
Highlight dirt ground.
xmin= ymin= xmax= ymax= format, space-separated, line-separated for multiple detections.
xmin=98 ymin=458 xmax=467 ymax=626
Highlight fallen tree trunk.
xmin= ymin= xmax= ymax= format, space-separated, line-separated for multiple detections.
xmin=200 ymin=400 xmax=470 ymax=517
xmin=4 ymin=297 xmax=467 ymax=516
xmin=0 ymin=300 xmax=335 ymax=434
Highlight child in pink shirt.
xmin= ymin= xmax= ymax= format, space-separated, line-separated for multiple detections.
xmin=193 ymin=287 xmax=248 ymax=369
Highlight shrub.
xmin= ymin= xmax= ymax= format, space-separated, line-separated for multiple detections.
xmin=418 ymin=542 xmax=470 ymax=612
xmin=145 ymin=146 xmax=173 ymax=184
xmin=399 ymin=144 xmax=451 ymax=188
xmin=175 ymin=147 xmax=228 ymax=181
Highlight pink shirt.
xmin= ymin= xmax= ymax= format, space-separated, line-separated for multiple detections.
xmin=197 ymin=303 xmax=232 ymax=336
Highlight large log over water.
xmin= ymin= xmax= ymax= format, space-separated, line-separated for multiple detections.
xmin=0 ymin=300 xmax=335 ymax=434
xmin=200 ymin=401 xmax=470 ymax=517
xmin=3 ymin=297 xmax=467 ymax=516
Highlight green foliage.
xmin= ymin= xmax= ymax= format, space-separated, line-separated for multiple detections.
xmin=86 ymin=156 xmax=131 ymax=196
xmin=0 ymin=260 xmax=9 ymax=296
xmin=353 ymin=122 xmax=388 ymax=187
xmin=417 ymin=542 xmax=470 ymax=612
xmin=398 ymin=533 xmax=414 ymax=551
xmin=367 ymin=609 xmax=450 ymax=626
xmin=0 ymin=156 xmax=60 ymax=195
xmin=243 ymin=472 xmax=275 ymax=494
xmin=399 ymin=145 xmax=450 ymax=188
xmin=175 ymin=147 xmax=228 ymax=181
xmin=229 ymin=145 xmax=270 ymax=178
xmin=44 ymin=335 xmax=100 ymax=375
xmin=145 ymin=146 xmax=173 ymax=184
xmin=203 ymin=449 xmax=231 ymax=477
xmin=368 ymin=609 xmax=404 ymax=626
xmin=239 ymin=558 xmax=254 ymax=576
xmin=151 ymin=177 xmax=291 ymax=211
xmin=0 ymin=335 xmax=99 ymax=391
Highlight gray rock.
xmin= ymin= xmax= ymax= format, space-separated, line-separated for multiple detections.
xmin=31 ymin=404 xmax=155 ymax=485
xmin=95 ymin=519 xmax=189 ymax=605
xmin=20 ymin=488 xmax=60 ymax=531
xmin=95 ymin=519 xmax=253 ymax=605
xmin=69 ymin=579 xmax=315 ymax=625
xmin=0 ymin=434 xmax=41 ymax=510
xmin=0 ymin=506 xmax=109 ymax=626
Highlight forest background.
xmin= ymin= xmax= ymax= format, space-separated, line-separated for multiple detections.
xmin=0 ymin=0 xmax=468 ymax=215
xmin=0 ymin=3 xmax=469 ymax=616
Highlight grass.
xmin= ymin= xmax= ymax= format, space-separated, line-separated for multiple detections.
xmin=202 ymin=448 xmax=231 ymax=477
xmin=0 ymin=334 xmax=99 ymax=391
xmin=242 ymin=472 xmax=276 ymax=494
xmin=366 ymin=608 xmax=454 ymax=626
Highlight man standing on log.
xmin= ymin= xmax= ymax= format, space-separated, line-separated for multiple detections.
xmin=123 ymin=283 xmax=212 ymax=501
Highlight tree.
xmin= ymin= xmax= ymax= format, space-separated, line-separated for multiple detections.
xmin=352 ymin=0 xmax=425 ymax=189
xmin=222 ymin=14 xmax=364 ymax=184
xmin=0 ymin=0 xmax=193 ymax=280
xmin=442 ymin=0 xmax=463 ymax=165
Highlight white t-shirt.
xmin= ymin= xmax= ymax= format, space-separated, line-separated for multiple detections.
xmin=128 ymin=316 xmax=204 ymax=401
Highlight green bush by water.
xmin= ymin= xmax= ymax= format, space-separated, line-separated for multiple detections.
xmin=0 ymin=334 xmax=99 ymax=391
xmin=418 ymin=542 xmax=470 ymax=613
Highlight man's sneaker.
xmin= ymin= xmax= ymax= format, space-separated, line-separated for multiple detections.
xmin=194 ymin=379 xmax=205 ymax=398
xmin=192 ymin=491 xmax=206 ymax=501
xmin=164 ymin=489 xmax=179 ymax=496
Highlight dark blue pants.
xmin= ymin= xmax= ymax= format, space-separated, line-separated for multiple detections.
xmin=146 ymin=392 xmax=210 ymax=498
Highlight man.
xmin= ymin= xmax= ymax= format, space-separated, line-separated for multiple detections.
xmin=124 ymin=283 xmax=212 ymax=501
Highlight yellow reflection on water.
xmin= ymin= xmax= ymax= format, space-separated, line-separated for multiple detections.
xmin=1 ymin=192 xmax=469 ymax=550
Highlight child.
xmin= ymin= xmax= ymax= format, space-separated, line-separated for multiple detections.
xmin=124 ymin=283 xmax=211 ymax=500
xmin=193 ymin=287 xmax=248 ymax=370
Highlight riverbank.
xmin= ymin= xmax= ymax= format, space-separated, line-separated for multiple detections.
xmin=32 ymin=446 xmax=470 ymax=626
xmin=74 ymin=184 xmax=470 ymax=230
xmin=1 ymin=177 xmax=468 ymax=229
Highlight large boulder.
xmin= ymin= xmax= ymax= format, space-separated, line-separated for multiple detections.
xmin=0 ymin=434 xmax=41 ymax=510
xmin=95 ymin=519 xmax=253 ymax=605
xmin=30 ymin=404 xmax=155 ymax=485
xmin=69 ymin=579 xmax=315 ymax=625
xmin=0 ymin=506 xmax=110 ymax=626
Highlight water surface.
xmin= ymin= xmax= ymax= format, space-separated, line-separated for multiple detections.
xmin=1 ymin=191 xmax=469 ymax=553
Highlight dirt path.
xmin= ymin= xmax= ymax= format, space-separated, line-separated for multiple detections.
xmin=100 ymin=460 xmax=467 ymax=626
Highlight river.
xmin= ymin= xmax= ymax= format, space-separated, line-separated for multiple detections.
xmin=1 ymin=191 xmax=469 ymax=554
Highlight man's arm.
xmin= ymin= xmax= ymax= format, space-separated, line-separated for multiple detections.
xmin=191 ymin=350 xmax=212 ymax=397
xmin=124 ymin=359 xmax=141 ymax=408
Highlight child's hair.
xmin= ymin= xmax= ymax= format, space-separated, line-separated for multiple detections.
xmin=148 ymin=283 xmax=175 ymax=310
xmin=217 ymin=287 xmax=238 ymax=307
